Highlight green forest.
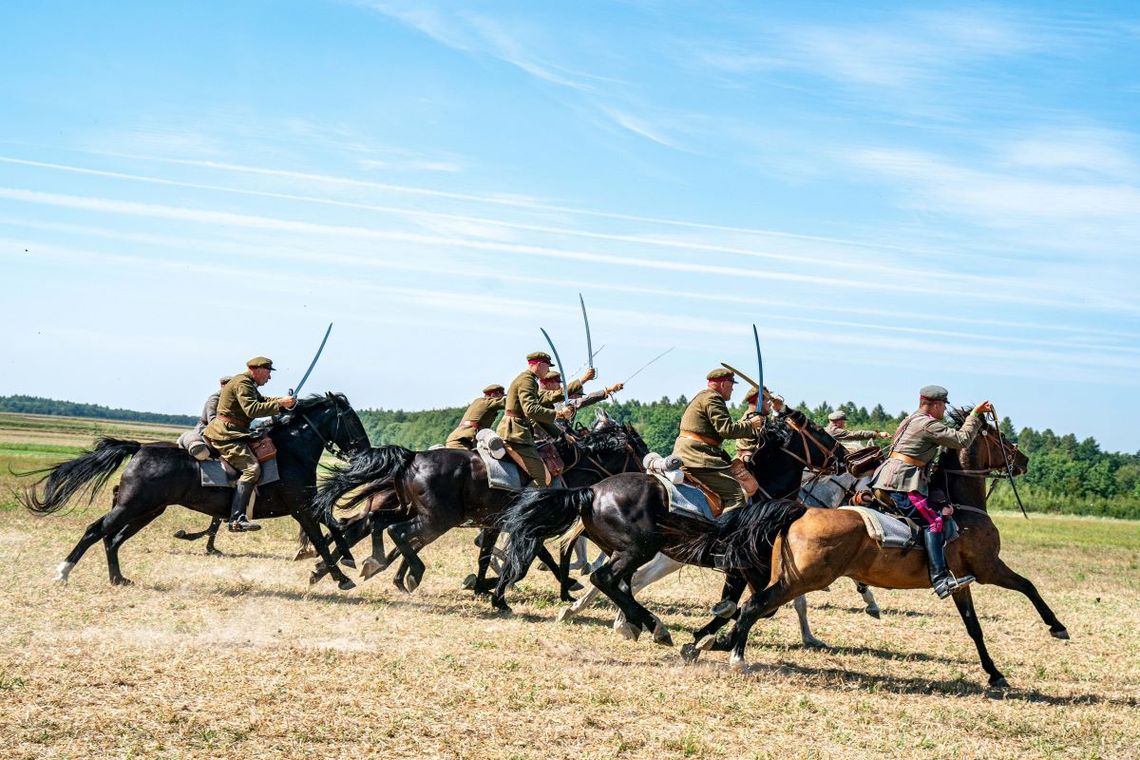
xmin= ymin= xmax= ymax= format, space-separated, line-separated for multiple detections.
xmin=4 ymin=394 xmax=1137 ymax=519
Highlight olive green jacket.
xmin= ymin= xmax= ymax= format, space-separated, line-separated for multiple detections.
xmin=734 ymin=409 xmax=764 ymax=460
xmin=825 ymin=423 xmax=879 ymax=454
xmin=869 ymin=410 xmax=983 ymax=494
xmin=445 ymin=395 xmax=505 ymax=447
xmin=203 ymin=371 xmax=285 ymax=443
xmin=672 ymin=389 xmax=757 ymax=470
xmin=538 ymin=379 xmax=583 ymax=407
xmin=497 ymin=370 xmax=558 ymax=446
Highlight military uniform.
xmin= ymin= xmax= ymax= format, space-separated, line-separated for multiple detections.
xmin=204 ymin=370 xmax=289 ymax=485
xmin=825 ymin=423 xmax=880 ymax=454
xmin=497 ymin=356 xmax=561 ymax=487
xmin=177 ymin=376 xmax=232 ymax=460
xmin=444 ymin=385 xmax=506 ymax=450
xmin=672 ymin=373 xmax=760 ymax=512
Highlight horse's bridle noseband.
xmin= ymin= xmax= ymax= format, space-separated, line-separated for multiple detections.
xmin=296 ymin=399 xmax=368 ymax=463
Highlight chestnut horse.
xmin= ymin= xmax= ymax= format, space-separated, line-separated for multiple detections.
xmin=686 ymin=408 xmax=1067 ymax=688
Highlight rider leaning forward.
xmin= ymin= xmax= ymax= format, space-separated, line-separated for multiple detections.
xmin=496 ymin=351 xmax=583 ymax=488
xmin=203 ymin=356 xmax=296 ymax=533
xmin=868 ymin=384 xmax=993 ymax=599
xmin=444 ymin=384 xmax=506 ymax=450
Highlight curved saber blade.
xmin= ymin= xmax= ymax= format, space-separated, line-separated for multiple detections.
xmin=540 ymin=327 xmax=570 ymax=405
xmin=621 ymin=346 xmax=675 ymax=384
xmin=579 ymin=293 xmax=594 ymax=370
xmin=292 ymin=322 xmax=333 ymax=396
xmin=719 ymin=362 xmax=759 ymax=390
xmin=752 ymin=324 xmax=764 ymax=399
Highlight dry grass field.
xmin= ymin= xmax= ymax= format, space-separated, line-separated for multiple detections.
xmin=0 ymin=413 xmax=1137 ymax=759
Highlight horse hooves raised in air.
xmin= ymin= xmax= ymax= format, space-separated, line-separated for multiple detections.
xmin=362 ymin=558 xmax=386 ymax=581
xmin=340 ymin=557 xmax=356 ymax=569
xmin=680 ymin=643 xmax=701 ymax=664
xmin=1050 ymin=627 xmax=1070 ymax=640
xmin=568 ymin=580 xmax=584 ymax=593
xmin=337 ymin=578 xmax=356 ymax=591
xmin=865 ymin=606 xmax=881 ymax=620
xmin=173 ymin=530 xmax=189 ymax=539
xmin=728 ymin=653 xmax=748 ymax=671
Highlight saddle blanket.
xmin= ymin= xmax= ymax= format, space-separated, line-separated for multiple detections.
xmin=198 ymin=457 xmax=280 ymax=488
xmin=799 ymin=471 xmax=858 ymax=509
xmin=479 ymin=448 xmax=522 ymax=492
xmin=653 ymin=472 xmax=715 ymax=521
xmin=838 ymin=506 xmax=959 ymax=549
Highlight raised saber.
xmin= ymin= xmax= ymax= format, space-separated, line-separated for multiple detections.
xmin=989 ymin=405 xmax=1029 ymax=520
xmin=289 ymin=322 xmax=333 ymax=397
xmin=752 ymin=324 xmax=764 ymax=402
xmin=621 ymin=346 xmax=675 ymax=385
xmin=719 ymin=362 xmax=759 ymax=390
xmin=540 ymin=327 xmax=570 ymax=406
xmin=579 ymin=293 xmax=594 ymax=370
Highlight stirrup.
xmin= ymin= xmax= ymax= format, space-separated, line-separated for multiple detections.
xmin=933 ymin=573 xmax=975 ymax=599
xmin=228 ymin=518 xmax=262 ymax=533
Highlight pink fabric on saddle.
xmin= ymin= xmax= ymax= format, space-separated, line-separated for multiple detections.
xmin=908 ymin=492 xmax=942 ymax=533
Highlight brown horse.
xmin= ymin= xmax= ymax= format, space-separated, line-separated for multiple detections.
xmin=688 ymin=408 xmax=1067 ymax=688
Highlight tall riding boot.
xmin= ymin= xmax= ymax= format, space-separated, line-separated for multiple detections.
xmin=227 ymin=482 xmax=261 ymax=532
xmin=924 ymin=529 xmax=972 ymax=598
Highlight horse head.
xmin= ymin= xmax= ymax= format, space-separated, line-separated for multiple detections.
xmin=949 ymin=406 xmax=1028 ymax=477
xmin=281 ymin=393 xmax=371 ymax=460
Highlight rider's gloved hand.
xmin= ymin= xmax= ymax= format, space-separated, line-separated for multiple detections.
xmin=278 ymin=396 xmax=297 ymax=410
xmin=972 ymin=400 xmax=993 ymax=416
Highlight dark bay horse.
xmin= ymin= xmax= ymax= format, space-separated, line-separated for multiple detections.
xmin=310 ymin=421 xmax=650 ymax=596
xmin=689 ymin=408 xmax=1066 ymax=688
xmin=494 ymin=411 xmax=847 ymax=645
xmin=22 ymin=393 xmax=371 ymax=590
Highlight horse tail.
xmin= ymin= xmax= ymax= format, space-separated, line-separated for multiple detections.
xmin=21 ymin=437 xmax=142 ymax=514
xmin=667 ymin=498 xmax=807 ymax=571
xmin=313 ymin=445 xmax=415 ymax=523
xmin=499 ymin=487 xmax=595 ymax=586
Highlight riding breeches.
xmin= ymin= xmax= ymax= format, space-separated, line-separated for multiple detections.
xmin=687 ymin=467 xmax=745 ymax=513
xmin=506 ymin=443 xmax=550 ymax=488
xmin=209 ymin=439 xmax=261 ymax=485
xmin=881 ymin=490 xmax=942 ymax=533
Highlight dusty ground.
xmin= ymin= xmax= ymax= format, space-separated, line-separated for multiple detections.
xmin=0 ymin=415 xmax=1137 ymax=759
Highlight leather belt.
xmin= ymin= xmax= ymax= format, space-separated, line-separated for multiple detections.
xmin=889 ymin=451 xmax=927 ymax=468
xmin=216 ymin=415 xmax=247 ymax=428
xmin=681 ymin=430 xmax=720 ymax=447
xmin=504 ymin=410 xmax=526 ymax=420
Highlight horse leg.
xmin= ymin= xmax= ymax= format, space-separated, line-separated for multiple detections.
xmin=613 ymin=553 xmax=682 ymax=634
xmin=361 ymin=522 xmax=399 ymax=581
xmin=592 ymin=552 xmax=672 ymax=647
xmin=103 ymin=509 xmax=165 ymax=585
xmin=855 ymin=581 xmax=881 ymax=619
xmin=535 ymin=544 xmax=583 ymax=600
xmin=293 ymin=509 xmax=356 ymax=591
xmin=327 ymin=522 xmax=357 ymax=569
xmin=203 ymin=518 xmax=222 ymax=555
xmin=467 ymin=526 xmax=501 ymax=596
xmin=388 ymin=516 xmax=442 ymax=594
xmin=293 ymin=524 xmax=317 ymax=561
xmin=950 ymin=586 xmax=1008 ymax=688
xmin=56 ymin=516 xmax=110 ymax=583
xmin=311 ymin=519 xmax=371 ymax=584
xmin=721 ymin=578 xmax=801 ymax=670
xmin=682 ymin=571 xmax=749 ymax=664
xmin=977 ymin=558 xmax=1068 ymax=639
xmin=793 ymin=594 xmax=829 ymax=649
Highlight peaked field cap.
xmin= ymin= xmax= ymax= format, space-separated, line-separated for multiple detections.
xmin=543 ymin=370 xmax=562 ymax=380
xmin=246 ymin=356 xmax=275 ymax=370
xmin=828 ymin=410 xmax=847 ymax=421
xmin=744 ymin=385 xmax=760 ymax=402
xmin=527 ymin=351 xmax=552 ymax=363
xmin=707 ymin=368 xmax=737 ymax=382
xmin=482 ymin=384 xmax=505 ymax=394
xmin=920 ymin=384 xmax=949 ymax=402
xmin=219 ymin=375 xmax=233 ymax=386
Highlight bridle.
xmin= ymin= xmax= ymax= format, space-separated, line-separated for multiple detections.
xmin=294 ymin=397 xmax=369 ymax=463
xmin=561 ymin=428 xmax=645 ymax=479
xmin=777 ymin=416 xmax=844 ymax=477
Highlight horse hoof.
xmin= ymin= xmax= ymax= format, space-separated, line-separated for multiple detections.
xmin=173 ymin=530 xmax=189 ymax=539
xmin=206 ymin=548 xmax=223 ymax=557
xmin=493 ymin=603 xmax=513 ymax=617
xmin=652 ymin=624 xmax=674 ymax=648
xmin=293 ymin=547 xmax=317 ymax=561
xmin=1050 ymin=628 xmax=1070 ymax=640
xmin=990 ymin=676 xmax=1010 ymax=689
xmin=568 ymin=580 xmax=584 ymax=593
xmin=803 ymin=636 xmax=830 ymax=650
xmin=314 ymin=561 xmax=328 ymax=573
xmin=711 ymin=599 xmax=737 ymax=619
xmin=309 ymin=572 xmax=321 ymax=586
xmin=112 ymin=577 xmax=133 ymax=587
xmin=616 ymin=621 xmax=640 ymax=642
xmin=865 ymin=606 xmax=881 ymax=620
xmin=729 ymin=654 xmax=747 ymax=671
xmin=680 ymin=643 xmax=700 ymax=664
xmin=361 ymin=558 xmax=384 ymax=581
xmin=405 ymin=574 xmax=421 ymax=593
xmin=695 ymin=635 xmax=718 ymax=652
xmin=462 ymin=573 xmax=477 ymax=590
xmin=340 ymin=557 xmax=356 ymax=569
xmin=338 ymin=578 xmax=356 ymax=591
xmin=394 ymin=579 xmax=409 ymax=594
xmin=54 ymin=561 xmax=75 ymax=584
xmin=556 ymin=607 xmax=574 ymax=624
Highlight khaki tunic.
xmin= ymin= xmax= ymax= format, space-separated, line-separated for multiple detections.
xmin=672 ymin=389 xmax=758 ymax=512
xmin=496 ymin=370 xmax=559 ymax=487
xmin=825 ymin=423 xmax=879 ymax=454
xmin=869 ymin=410 xmax=983 ymax=495
xmin=444 ymin=395 xmax=505 ymax=450
xmin=733 ymin=409 xmax=764 ymax=461
xmin=203 ymin=371 xmax=286 ymax=484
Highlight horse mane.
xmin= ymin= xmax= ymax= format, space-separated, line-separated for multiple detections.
xmin=261 ymin=393 xmax=349 ymax=434
xmin=312 ymin=444 xmax=414 ymax=523
xmin=667 ymin=497 xmax=807 ymax=570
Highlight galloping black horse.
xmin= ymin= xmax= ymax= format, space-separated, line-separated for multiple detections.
xmin=494 ymin=410 xmax=846 ymax=645
xmin=310 ymin=417 xmax=650 ymax=596
xmin=22 ymin=393 xmax=370 ymax=589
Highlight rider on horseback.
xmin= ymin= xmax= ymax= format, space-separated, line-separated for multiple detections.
xmin=496 ymin=352 xmax=579 ymax=488
xmin=673 ymin=369 xmax=766 ymax=513
xmin=825 ymin=410 xmax=891 ymax=453
xmin=203 ymin=356 xmax=297 ymax=532
xmin=868 ymin=385 xmax=993 ymax=599
xmin=177 ymin=375 xmax=232 ymax=461
xmin=444 ymin=384 xmax=506 ymax=450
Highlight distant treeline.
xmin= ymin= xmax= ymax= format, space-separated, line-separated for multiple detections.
xmin=361 ymin=396 xmax=1140 ymax=520
xmin=0 ymin=395 xmax=196 ymax=426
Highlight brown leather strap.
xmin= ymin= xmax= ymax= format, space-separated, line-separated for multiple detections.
xmin=460 ymin=420 xmax=480 ymax=429
xmin=216 ymin=414 xmax=246 ymax=428
xmin=681 ymin=430 xmax=720 ymax=447
xmin=504 ymin=410 xmax=525 ymax=420
xmin=890 ymin=451 xmax=927 ymax=468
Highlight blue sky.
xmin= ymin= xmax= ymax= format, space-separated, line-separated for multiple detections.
xmin=1 ymin=1 xmax=1137 ymax=451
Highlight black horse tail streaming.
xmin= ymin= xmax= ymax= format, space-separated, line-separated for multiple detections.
xmin=669 ymin=498 xmax=807 ymax=571
xmin=21 ymin=437 xmax=142 ymax=514
xmin=313 ymin=445 xmax=415 ymax=523
xmin=499 ymin=487 xmax=596 ymax=587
